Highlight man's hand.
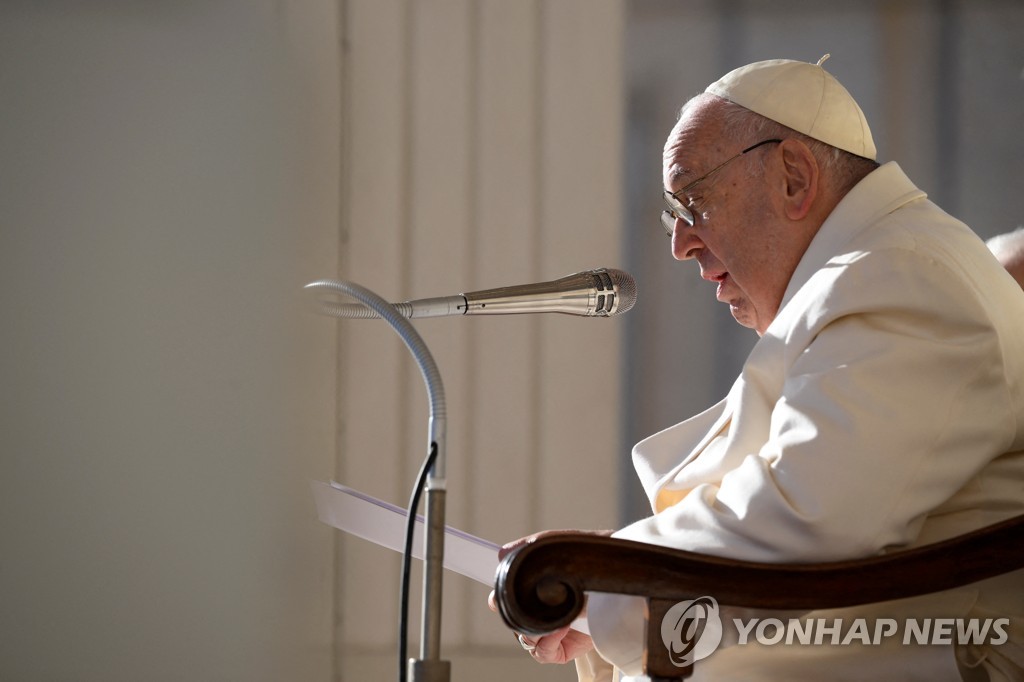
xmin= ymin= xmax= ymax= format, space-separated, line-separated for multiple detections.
xmin=496 ymin=528 xmax=615 ymax=561
xmin=514 ymin=625 xmax=594 ymax=664
xmin=488 ymin=529 xmax=614 ymax=664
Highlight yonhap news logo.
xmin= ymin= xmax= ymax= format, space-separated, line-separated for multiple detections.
xmin=660 ymin=596 xmax=1010 ymax=669
xmin=660 ymin=596 xmax=724 ymax=666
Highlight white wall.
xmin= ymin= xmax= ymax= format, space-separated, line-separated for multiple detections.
xmin=0 ymin=2 xmax=340 ymax=680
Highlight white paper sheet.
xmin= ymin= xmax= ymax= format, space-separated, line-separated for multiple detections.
xmin=310 ymin=479 xmax=589 ymax=635
xmin=311 ymin=479 xmax=500 ymax=585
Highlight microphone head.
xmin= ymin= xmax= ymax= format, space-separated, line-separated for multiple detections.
xmin=447 ymin=267 xmax=639 ymax=318
xmin=591 ymin=268 xmax=637 ymax=316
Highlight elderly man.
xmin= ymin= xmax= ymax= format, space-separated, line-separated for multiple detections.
xmin=505 ymin=58 xmax=1024 ymax=681
xmin=988 ymin=227 xmax=1024 ymax=288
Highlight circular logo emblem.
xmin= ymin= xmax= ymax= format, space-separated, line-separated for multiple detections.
xmin=660 ymin=596 xmax=723 ymax=666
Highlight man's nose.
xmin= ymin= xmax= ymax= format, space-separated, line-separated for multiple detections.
xmin=671 ymin=220 xmax=704 ymax=261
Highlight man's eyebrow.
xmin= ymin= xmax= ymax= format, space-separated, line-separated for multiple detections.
xmin=666 ymin=166 xmax=695 ymax=186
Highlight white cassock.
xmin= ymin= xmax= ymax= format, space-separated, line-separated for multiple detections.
xmin=579 ymin=163 xmax=1024 ymax=682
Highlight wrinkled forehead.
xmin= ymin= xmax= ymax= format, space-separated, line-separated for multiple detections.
xmin=662 ymin=102 xmax=725 ymax=187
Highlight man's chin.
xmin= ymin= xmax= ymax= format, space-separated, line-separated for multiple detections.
xmin=728 ymin=301 xmax=758 ymax=332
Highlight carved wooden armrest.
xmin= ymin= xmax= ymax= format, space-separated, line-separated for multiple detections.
xmin=495 ymin=515 xmax=1024 ymax=680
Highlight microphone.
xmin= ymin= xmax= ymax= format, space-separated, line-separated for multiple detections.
xmin=306 ymin=268 xmax=636 ymax=319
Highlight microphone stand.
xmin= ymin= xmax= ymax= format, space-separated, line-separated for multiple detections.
xmin=306 ymin=279 xmax=451 ymax=682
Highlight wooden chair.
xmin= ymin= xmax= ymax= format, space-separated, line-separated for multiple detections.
xmin=495 ymin=515 xmax=1024 ymax=680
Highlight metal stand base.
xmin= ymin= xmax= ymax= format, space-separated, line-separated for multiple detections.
xmin=408 ymin=659 xmax=451 ymax=682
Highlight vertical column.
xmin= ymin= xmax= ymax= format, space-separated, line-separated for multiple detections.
xmin=336 ymin=0 xmax=626 ymax=677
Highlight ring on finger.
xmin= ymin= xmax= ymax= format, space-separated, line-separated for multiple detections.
xmin=517 ymin=633 xmax=537 ymax=652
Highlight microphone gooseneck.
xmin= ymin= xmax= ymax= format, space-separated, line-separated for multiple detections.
xmin=305 ymin=267 xmax=637 ymax=320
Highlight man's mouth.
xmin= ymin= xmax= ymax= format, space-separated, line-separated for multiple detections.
xmin=701 ymin=270 xmax=729 ymax=300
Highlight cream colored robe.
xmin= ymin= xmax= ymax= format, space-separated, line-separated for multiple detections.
xmin=582 ymin=163 xmax=1024 ymax=681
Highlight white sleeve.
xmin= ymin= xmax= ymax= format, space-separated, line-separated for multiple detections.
xmin=573 ymin=646 xmax=619 ymax=682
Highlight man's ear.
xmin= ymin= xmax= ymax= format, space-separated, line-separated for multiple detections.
xmin=779 ymin=139 xmax=819 ymax=220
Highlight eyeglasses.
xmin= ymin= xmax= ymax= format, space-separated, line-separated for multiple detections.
xmin=660 ymin=138 xmax=782 ymax=236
